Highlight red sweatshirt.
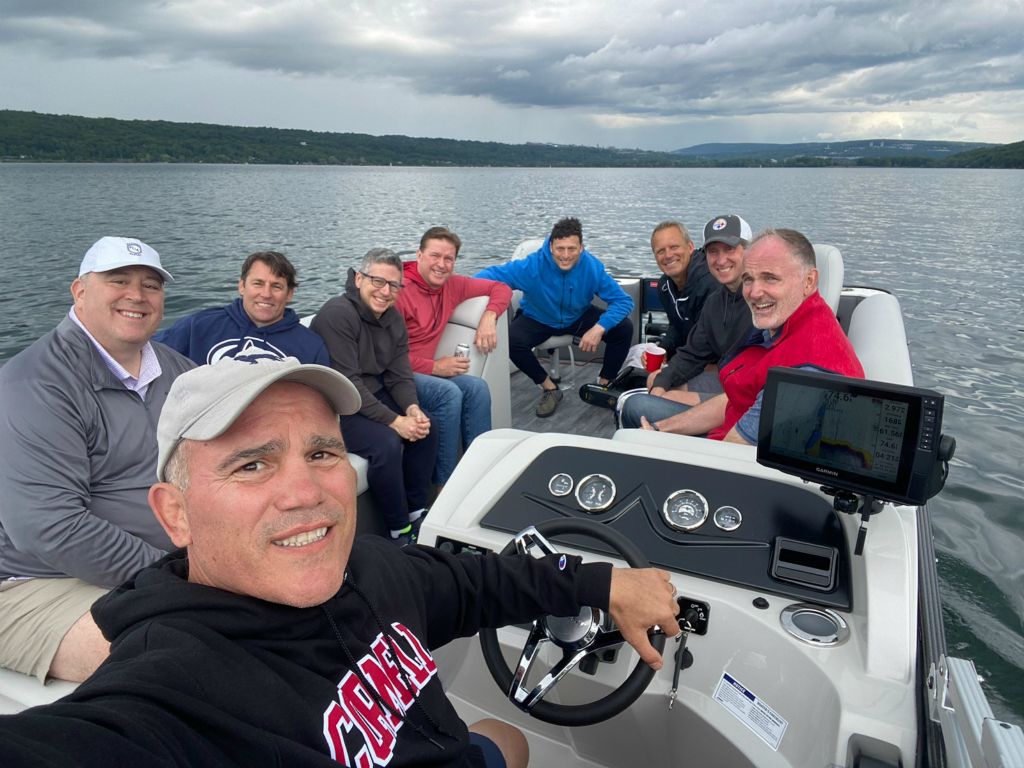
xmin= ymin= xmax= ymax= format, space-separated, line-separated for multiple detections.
xmin=395 ymin=261 xmax=512 ymax=374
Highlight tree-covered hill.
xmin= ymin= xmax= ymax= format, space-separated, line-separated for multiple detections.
xmin=939 ymin=140 xmax=1024 ymax=169
xmin=0 ymin=110 xmax=697 ymax=167
xmin=1 ymin=110 xmax=1019 ymax=168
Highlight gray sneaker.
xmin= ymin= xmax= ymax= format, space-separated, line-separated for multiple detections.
xmin=536 ymin=388 xmax=563 ymax=418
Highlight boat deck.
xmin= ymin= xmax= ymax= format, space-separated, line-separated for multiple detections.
xmin=508 ymin=352 xmax=623 ymax=438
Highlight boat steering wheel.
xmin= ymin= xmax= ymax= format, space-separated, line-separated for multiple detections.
xmin=479 ymin=518 xmax=666 ymax=726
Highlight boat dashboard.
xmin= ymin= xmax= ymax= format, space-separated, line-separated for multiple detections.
xmin=463 ymin=443 xmax=851 ymax=609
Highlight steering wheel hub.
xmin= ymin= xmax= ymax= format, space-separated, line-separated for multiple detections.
xmin=543 ymin=607 xmax=604 ymax=648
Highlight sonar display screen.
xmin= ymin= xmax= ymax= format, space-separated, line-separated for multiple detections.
xmin=770 ymin=388 xmax=907 ymax=483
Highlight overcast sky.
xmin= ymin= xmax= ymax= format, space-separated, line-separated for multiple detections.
xmin=1 ymin=0 xmax=1021 ymax=151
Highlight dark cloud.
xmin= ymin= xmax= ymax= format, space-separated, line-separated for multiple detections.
xmin=1 ymin=0 xmax=1021 ymax=144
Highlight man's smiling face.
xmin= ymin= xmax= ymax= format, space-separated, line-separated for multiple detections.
xmin=152 ymin=382 xmax=357 ymax=608
xmin=71 ymin=266 xmax=165 ymax=357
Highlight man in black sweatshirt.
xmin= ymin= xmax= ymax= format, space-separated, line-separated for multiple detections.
xmin=619 ymin=214 xmax=754 ymax=428
xmin=0 ymin=356 xmax=680 ymax=768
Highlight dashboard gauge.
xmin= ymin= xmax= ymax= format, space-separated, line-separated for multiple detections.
xmin=574 ymin=474 xmax=616 ymax=512
xmin=548 ymin=473 xmax=574 ymax=497
xmin=662 ymin=490 xmax=709 ymax=531
xmin=713 ymin=505 xmax=743 ymax=532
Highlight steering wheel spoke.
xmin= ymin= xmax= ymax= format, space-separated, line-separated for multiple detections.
xmin=512 ymin=526 xmax=560 ymax=557
xmin=515 ymin=645 xmax=593 ymax=710
xmin=509 ymin=621 xmax=551 ymax=704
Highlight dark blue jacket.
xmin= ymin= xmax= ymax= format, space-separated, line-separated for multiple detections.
xmin=656 ymin=247 xmax=718 ymax=352
xmin=156 ymin=298 xmax=329 ymax=365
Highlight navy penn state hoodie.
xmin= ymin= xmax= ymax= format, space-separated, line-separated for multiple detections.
xmin=156 ymin=298 xmax=329 ymax=366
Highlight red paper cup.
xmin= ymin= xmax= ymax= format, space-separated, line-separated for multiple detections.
xmin=643 ymin=347 xmax=666 ymax=372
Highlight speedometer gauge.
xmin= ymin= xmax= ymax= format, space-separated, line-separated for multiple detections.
xmin=574 ymin=474 xmax=616 ymax=512
xmin=662 ymin=489 xmax=709 ymax=531
xmin=548 ymin=473 xmax=574 ymax=497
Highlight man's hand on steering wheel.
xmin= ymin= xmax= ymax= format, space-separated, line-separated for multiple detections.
xmin=609 ymin=568 xmax=681 ymax=671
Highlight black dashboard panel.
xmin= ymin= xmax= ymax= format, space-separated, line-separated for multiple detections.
xmin=480 ymin=445 xmax=851 ymax=609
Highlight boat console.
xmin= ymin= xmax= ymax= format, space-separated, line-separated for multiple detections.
xmin=423 ymin=370 xmax=960 ymax=768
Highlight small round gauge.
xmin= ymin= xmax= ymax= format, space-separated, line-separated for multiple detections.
xmin=574 ymin=474 xmax=616 ymax=512
xmin=713 ymin=505 xmax=743 ymax=532
xmin=548 ymin=473 xmax=574 ymax=497
xmin=662 ymin=489 xmax=709 ymax=531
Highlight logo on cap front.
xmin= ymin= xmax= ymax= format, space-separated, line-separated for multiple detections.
xmin=712 ymin=218 xmax=728 ymax=231
xmin=126 ymin=242 xmax=142 ymax=255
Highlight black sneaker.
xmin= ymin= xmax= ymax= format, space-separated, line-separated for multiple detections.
xmin=578 ymin=382 xmax=618 ymax=410
xmin=390 ymin=525 xmax=416 ymax=547
xmin=410 ymin=511 xmax=427 ymax=539
xmin=536 ymin=388 xmax=563 ymax=417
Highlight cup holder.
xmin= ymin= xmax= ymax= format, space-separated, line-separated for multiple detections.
xmin=780 ymin=603 xmax=849 ymax=646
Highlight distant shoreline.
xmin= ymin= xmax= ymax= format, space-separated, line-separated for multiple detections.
xmin=2 ymin=109 xmax=1021 ymax=169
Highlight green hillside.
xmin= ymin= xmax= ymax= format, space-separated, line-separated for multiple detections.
xmin=939 ymin=140 xmax=1024 ymax=169
xmin=0 ymin=110 xmax=695 ymax=167
xmin=1 ymin=110 xmax=1019 ymax=168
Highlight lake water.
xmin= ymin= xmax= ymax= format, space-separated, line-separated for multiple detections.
xmin=1 ymin=163 xmax=1022 ymax=724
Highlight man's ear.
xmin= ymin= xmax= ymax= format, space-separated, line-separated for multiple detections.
xmin=70 ymin=277 xmax=85 ymax=305
xmin=149 ymin=483 xmax=193 ymax=548
xmin=805 ymin=267 xmax=819 ymax=297
xmin=237 ymin=278 xmax=246 ymax=297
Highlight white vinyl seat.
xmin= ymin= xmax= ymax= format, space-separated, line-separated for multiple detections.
xmin=846 ymin=292 xmax=914 ymax=385
xmin=509 ymin=237 xmax=577 ymax=384
xmin=814 ymin=244 xmax=844 ymax=314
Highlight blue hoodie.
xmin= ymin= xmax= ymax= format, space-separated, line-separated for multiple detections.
xmin=476 ymin=238 xmax=633 ymax=331
xmin=155 ymin=298 xmax=329 ymax=366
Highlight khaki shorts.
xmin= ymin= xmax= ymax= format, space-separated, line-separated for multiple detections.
xmin=0 ymin=578 xmax=108 ymax=682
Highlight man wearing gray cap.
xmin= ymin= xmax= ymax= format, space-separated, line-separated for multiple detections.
xmin=0 ymin=236 xmax=193 ymax=683
xmin=0 ymin=356 xmax=680 ymax=768
xmin=619 ymin=214 xmax=754 ymax=428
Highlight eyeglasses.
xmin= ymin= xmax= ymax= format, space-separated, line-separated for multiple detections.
xmin=359 ymin=272 xmax=404 ymax=292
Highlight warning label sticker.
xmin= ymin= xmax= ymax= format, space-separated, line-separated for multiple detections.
xmin=713 ymin=671 xmax=788 ymax=751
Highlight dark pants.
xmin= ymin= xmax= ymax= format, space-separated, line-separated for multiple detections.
xmin=340 ymin=390 xmax=438 ymax=532
xmin=509 ymin=305 xmax=634 ymax=384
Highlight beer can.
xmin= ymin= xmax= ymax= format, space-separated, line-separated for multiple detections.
xmin=454 ymin=343 xmax=470 ymax=359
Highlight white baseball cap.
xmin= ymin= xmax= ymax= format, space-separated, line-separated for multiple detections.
xmin=79 ymin=236 xmax=174 ymax=283
xmin=156 ymin=356 xmax=361 ymax=481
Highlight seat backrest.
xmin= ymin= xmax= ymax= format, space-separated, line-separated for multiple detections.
xmin=432 ymin=296 xmax=512 ymax=429
xmin=814 ymin=244 xmax=843 ymax=314
xmin=508 ymin=238 xmax=545 ymax=315
xmin=846 ymin=292 xmax=914 ymax=386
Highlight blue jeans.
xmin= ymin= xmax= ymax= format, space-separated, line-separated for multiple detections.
xmin=618 ymin=391 xmax=693 ymax=429
xmin=414 ymin=373 xmax=492 ymax=484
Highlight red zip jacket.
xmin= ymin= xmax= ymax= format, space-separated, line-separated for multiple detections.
xmin=711 ymin=292 xmax=864 ymax=440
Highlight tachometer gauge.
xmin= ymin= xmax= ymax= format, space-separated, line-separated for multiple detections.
xmin=548 ymin=473 xmax=574 ymax=497
xmin=662 ymin=490 xmax=709 ymax=531
xmin=574 ymin=474 xmax=616 ymax=512
xmin=713 ymin=505 xmax=742 ymax=531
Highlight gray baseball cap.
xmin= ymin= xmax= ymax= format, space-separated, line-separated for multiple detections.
xmin=156 ymin=356 xmax=361 ymax=481
xmin=703 ymin=215 xmax=753 ymax=248
xmin=79 ymin=236 xmax=174 ymax=283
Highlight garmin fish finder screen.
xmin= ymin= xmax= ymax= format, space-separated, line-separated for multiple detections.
xmin=768 ymin=385 xmax=907 ymax=483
